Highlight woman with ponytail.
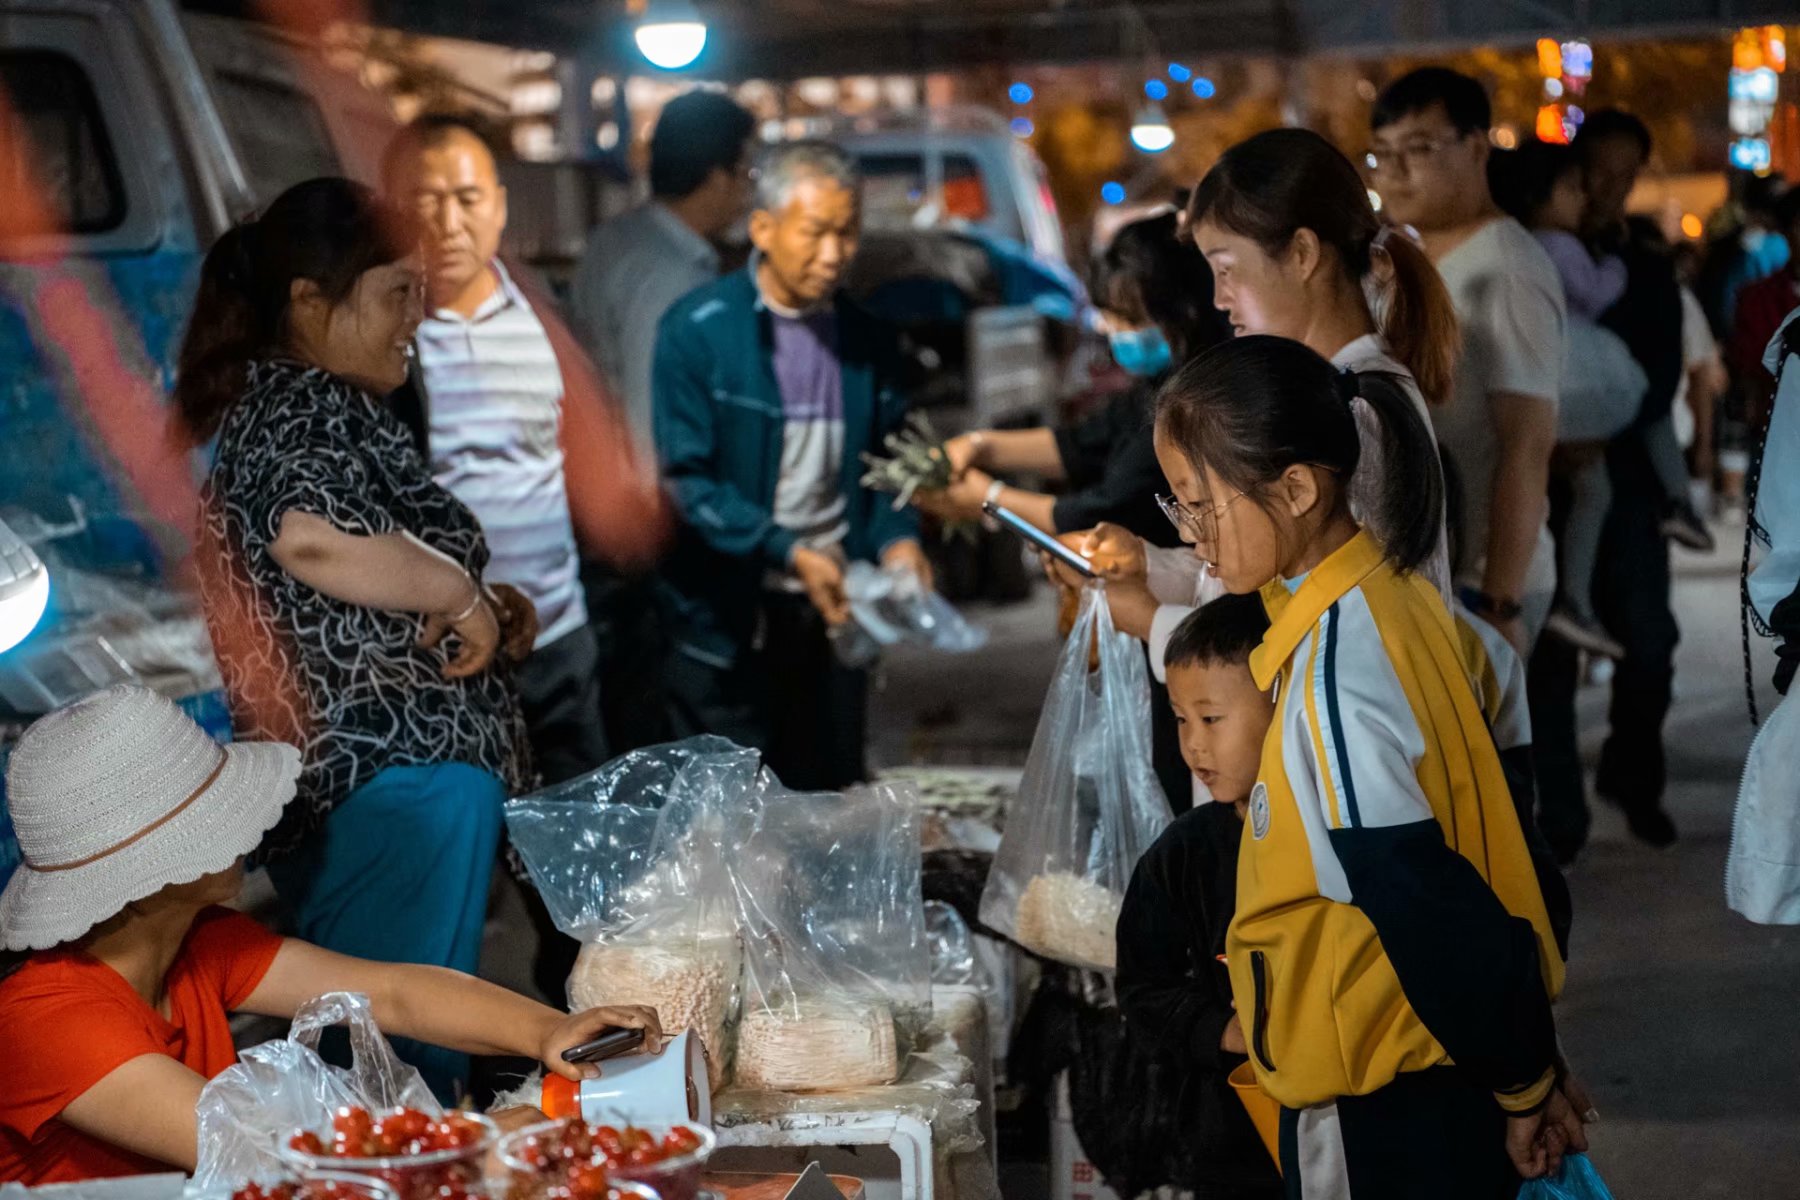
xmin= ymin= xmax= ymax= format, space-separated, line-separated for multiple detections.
xmin=176 ymin=178 xmax=534 ymax=1099
xmin=1060 ymin=128 xmax=1456 ymax=687
xmin=1153 ymin=335 xmax=1580 ymax=1195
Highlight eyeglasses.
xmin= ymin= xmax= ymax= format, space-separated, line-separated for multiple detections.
xmin=1363 ymin=132 xmax=1466 ymax=177
xmin=1156 ymin=490 xmax=1245 ymax=544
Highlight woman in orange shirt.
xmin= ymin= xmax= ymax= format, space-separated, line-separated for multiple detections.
xmin=0 ymin=685 xmax=658 ymax=1185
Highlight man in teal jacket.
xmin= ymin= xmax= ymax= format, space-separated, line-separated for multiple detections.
xmin=651 ymin=140 xmax=930 ymax=789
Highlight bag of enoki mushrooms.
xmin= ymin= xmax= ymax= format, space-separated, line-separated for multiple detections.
xmin=504 ymin=737 xmax=755 ymax=1083
xmin=979 ymin=582 xmax=1172 ymax=972
xmin=726 ymin=777 xmax=930 ymax=1093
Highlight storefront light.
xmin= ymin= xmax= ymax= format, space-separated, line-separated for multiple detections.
xmin=1130 ymin=104 xmax=1175 ymax=153
xmin=635 ymin=0 xmax=707 ymax=70
xmin=1731 ymin=136 xmax=1774 ymax=173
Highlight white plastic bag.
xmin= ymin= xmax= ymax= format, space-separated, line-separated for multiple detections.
xmin=841 ymin=561 xmax=988 ymax=661
xmin=1727 ymin=687 xmax=1800 ymax=924
xmin=979 ymin=582 xmax=1171 ymax=971
xmin=193 ymin=993 xmax=438 ymax=1188
xmin=727 ymin=778 xmax=928 ymax=1091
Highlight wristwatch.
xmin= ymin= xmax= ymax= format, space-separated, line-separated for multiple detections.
xmin=1464 ymin=589 xmax=1524 ymax=622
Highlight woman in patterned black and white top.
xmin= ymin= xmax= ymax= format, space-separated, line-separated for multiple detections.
xmin=174 ymin=178 xmax=535 ymax=1098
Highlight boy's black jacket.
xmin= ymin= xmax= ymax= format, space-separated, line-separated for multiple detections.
xmin=1011 ymin=802 xmax=1280 ymax=1199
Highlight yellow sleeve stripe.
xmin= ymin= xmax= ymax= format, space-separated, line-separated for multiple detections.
xmin=1301 ymin=625 xmax=1340 ymax=830
xmin=1494 ymin=1067 xmax=1558 ymax=1113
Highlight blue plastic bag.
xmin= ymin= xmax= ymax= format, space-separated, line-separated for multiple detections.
xmin=1518 ymin=1154 xmax=1616 ymax=1200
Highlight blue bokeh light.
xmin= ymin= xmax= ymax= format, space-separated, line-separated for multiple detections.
xmin=1168 ymin=63 xmax=1192 ymax=82
xmin=1008 ymin=82 xmax=1034 ymax=105
xmin=1144 ymin=79 xmax=1169 ymax=100
xmin=1101 ymin=181 xmax=1127 ymax=205
xmin=1192 ymin=77 xmax=1216 ymax=99
xmin=1010 ymin=116 xmax=1034 ymax=137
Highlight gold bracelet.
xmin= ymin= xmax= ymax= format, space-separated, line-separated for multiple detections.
xmin=445 ymin=579 xmax=484 ymax=624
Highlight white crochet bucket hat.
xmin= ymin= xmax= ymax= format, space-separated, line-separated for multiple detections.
xmin=0 ymin=684 xmax=300 ymax=952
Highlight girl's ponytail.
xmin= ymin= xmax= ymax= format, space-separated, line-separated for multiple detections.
xmin=1156 ymin=336 xmax=1445 ymax=575
xmin=1373 ymin=230 xmax=1460 ymax=409
xmin=1348 ymin=367 xmax=1446 ymax=574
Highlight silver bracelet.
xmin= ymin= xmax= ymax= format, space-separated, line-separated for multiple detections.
xmin=984 ymin=478 xmax=1007 ymax=508
xmin=445 ymin=579 xmax=484 ymax=624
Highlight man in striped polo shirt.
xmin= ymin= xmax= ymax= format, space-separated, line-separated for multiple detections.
xmin=383 ymin=115 xmax=608 ymax=785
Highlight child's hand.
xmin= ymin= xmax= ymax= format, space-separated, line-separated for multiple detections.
xmin=1220 ymin=1015 xmax=1248 ymax=1055
xmin=1074 ymin=522 xmax=1149 ymax=583
xmin=1505 ymin=1088 xmax=1588 ymax=1179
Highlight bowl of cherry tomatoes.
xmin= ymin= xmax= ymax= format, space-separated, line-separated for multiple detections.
xmin=495 ymin=1119 xmax=714 ymax=1200
xmin=278 ymin=1106 xmax=499 ymax=1200
xmin=224 ymin=1170 xmax=402 ymax=1200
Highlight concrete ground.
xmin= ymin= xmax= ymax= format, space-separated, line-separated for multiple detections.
xmin=866 ymin=528 xmax=1800 ymax=1199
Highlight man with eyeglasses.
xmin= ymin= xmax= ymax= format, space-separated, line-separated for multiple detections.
xmin=1368 ymin=68 xmax=1564 ymax=658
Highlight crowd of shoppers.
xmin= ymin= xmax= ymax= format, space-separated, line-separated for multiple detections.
xmin=4 ymin=55 xmax=1790 ymax=1197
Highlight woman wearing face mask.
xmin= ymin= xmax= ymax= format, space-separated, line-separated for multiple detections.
xmin=913 ymin=211 xmax=1231 ymax=544
xmin=173 ymin=178 xmax=536 ymax=1100
xmin=1062 ymin=130 xmax=1459 ymax=676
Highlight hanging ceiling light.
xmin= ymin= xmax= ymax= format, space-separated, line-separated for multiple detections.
xmin=1130 ymin=103 xmax=1175 ymax=153
xmin=0 ymin=517 xmax=49 ymax=655
xmin=634 ymin=0 xmax=708 ymax=71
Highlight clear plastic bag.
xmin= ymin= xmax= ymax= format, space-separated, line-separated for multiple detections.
xmin=193 ymin=993 xmax=438 ymax=1188
xmin=727 ymin=778 xmax=929 ymax=1092
xmin=505 ymin=738 xmax=755 ymax=1071
xmin=837 ymin=562 xmax=988 ymax=666
xmin=979 ymin=582 xmax=1171 ymax=971
xmin=1517 ymin=1155 xmax=1617 ymax=1200
xmin=925 ymin=901 xmax=978 ymax=987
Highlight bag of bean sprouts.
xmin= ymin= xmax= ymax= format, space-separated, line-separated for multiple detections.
xmin=505 ymin=738 xmax=756 ymax=1078
xmin=726 ymin=776 xmax=929 ymax=1092
xmin=979 ymin=581 xmax=1172 ymax=972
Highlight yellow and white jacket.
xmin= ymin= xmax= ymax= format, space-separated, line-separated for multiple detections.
xmin=1227 ymin=531 xmax=1566 ymax=1113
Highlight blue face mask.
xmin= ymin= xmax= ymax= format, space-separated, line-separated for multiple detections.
xmin=1108 ymin=326 xmax=1173 ymax=377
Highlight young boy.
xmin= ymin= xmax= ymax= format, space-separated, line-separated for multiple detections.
xmin=1114 ymin=594 xmax=1282 ymax=1198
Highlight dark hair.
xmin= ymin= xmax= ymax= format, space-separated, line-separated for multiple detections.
xmin=1489 ymin=139 xmax=1581 ymax=227
xmin=172 ymin=178 xmax=418 ymax=445
xmin=1372 ymin=67 xmax=1492 ymax=135
xmin=1155 ymin=335 xmax=1445 ymax=575
xmin=1091 ymin=211 xmax=1231 ymax=362
xmin=1188 ymin=128 xmax=1459 ymax=407
xmin=381 ymin=112 xmax=502 ymax=191
xmin=651 ymin=90 xmax=757 ymax=199
xmin=1575 ymin=108 xmax=1651 ymax=160
xmin=1164 ymin=592 xmax=1271 ymax=672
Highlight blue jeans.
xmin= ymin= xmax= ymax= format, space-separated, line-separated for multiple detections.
xmin=266 ymin=762 xmax=504 ymax=1102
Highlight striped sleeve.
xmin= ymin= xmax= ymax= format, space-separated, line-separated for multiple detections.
xmin=1453 ymin=605 xmax=1532 ymax=752
xmin=1303 ymin=596 xmax=1560 ymax=1109
xmin=1301 ymin=598 xmax=1433 ymax=832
